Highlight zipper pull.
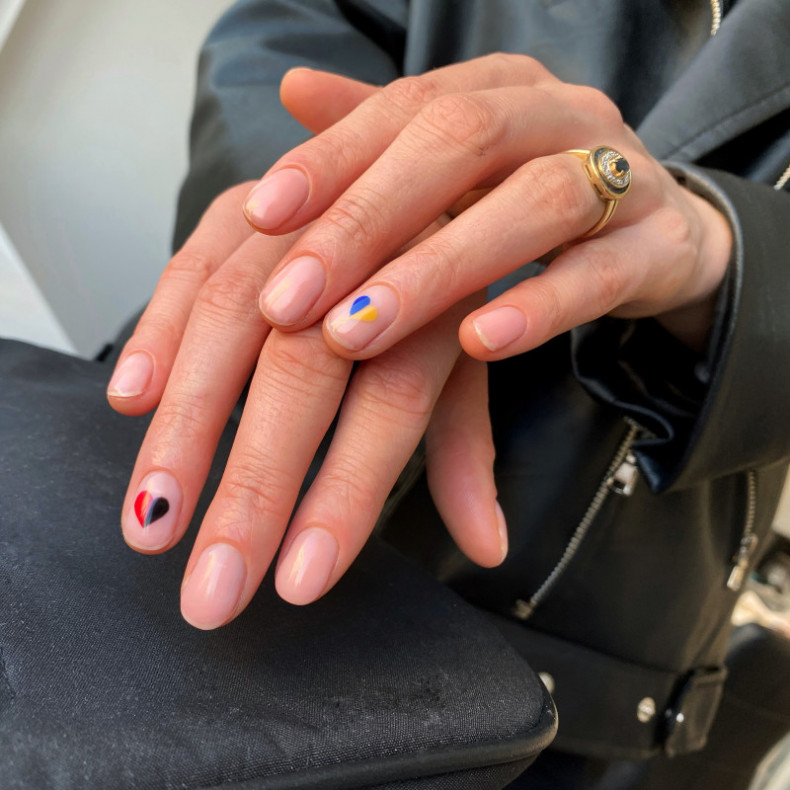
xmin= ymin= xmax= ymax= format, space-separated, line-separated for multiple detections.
xmin=727 ymin=534 xmax=759 ymax=592
xmin=607 ymin=452 xmax=639 ymax=496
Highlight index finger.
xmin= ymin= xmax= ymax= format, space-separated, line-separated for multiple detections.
xmin=242 ymin=54 xmax=554 ymax=234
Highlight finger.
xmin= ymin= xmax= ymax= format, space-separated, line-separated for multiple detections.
xmin=180 ymin=326 xmax=352 ymax=629
xmin=243 ymin=54 xmax=555 ymax=234
xmin=107 ymin=182 xmax=255 ymax=415
xmin=425 ymin=354 xmax=506 ymax=567
xmin=280 ymin=68 xmax=377 ymax=134
xmin=322 ymin=149 xmax=650 ymax=358
xmin=120 ymin=232 xmax=296 ymax=554
xmin=459 ymin=213 xmax=685 ymax=360
xmin=273 ymin=296 xmax=478 ymax=605
xmin=258 ymin=84 xmax=622 ymax=330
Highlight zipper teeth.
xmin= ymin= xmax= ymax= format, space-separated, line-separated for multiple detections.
xmin=743 ymin=469 xmax=757 ymax=542
xmin=710 ymin=0 xmax=722 ymax=36
xmin=514 ymin=424 xmax=640 ymax=620
xmin=775 ymin=163 xmax=790 ymax=191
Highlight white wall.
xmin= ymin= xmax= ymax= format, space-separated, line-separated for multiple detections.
xmin=0 ymin=0 xmax=229 ymax=356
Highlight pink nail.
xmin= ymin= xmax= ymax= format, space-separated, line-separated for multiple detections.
xmin=495 ymin=501 xmax=508 ymax=563
xmin=181 ymin=543 xmax=247 ymax=630
xmin=472 ymin=306 xmax=527 ymax=352
xmin=276 ymin=527 xmax=339 ymax=605
xmin=260 ymin=255 xmax=326 ymax=325
xmin=243 ymin=168 xmax=310 ymax=230
xmin=107 ymin=351 xmax=154 ymax=398
xmin=325 ymin=285 xmax=400 ymax=351
xmin=123 ymin=470 xmax=182 ymax=551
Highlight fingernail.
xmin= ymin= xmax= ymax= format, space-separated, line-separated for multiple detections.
xmin=181 ymin=543 xmax=247 ymax=630
xmin=107 ymin=351 xmax=154 ymax=398
xmin=243 ymin=168 xmax=310 ymax=230
xmin=495 ymin=501 xmax=508 ymax=563
xmin=123 ymin=470 xmax=182 ymax=551
xmin=472 ymin=306 xmax=527 ymax=352
xmin=276 ymin=527 xmax=339 ymax=605
xmin=259 ymin=255 xmax=326 ymax=325
xmin=326 ymin=285 xmax=399 ymax=351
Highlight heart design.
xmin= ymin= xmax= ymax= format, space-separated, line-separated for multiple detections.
xmin=349 ymin=295 xmax=378 ymax=322
xmin=134 ymin=491 xmax=170 ymax=527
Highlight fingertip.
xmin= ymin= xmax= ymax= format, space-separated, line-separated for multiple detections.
xmin=107 ymin=349 xmax=154 ymax=398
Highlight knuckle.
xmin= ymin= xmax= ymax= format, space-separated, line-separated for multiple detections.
xmin=383 ymin=75 xmax=441 ymax=112
xmin=265 ymin=331 xmax=350 ymax=393
xmin=655 ymin=205 xmax=695 ymax=254
xmin=320 ymin=185 xmax=388 ymax=247
xmin=195 ymin=270 xmax=261 ymax=322
xmin=416 ymin=93 xmax=501 ymax=157
xmin=532 ymin=277 xmax=566 ymax=336
xmin=162 ymin=250 xmax=216 ymax=286
xmin=483 ymin=51 xmax=546 ymax=80
xmin=320 ymin=459 xmax=378 ymax=511
xmin=528 ymin=157 xmax=591 ymax=219
xmin=361 ymin=359 xmax=435 ymax=421
xmin=153 ymin=390 xmax=210 ymax=446
xmin=573 ymin=85 xmax=624 ymax=127
xmin=583 ymin=247 xmax=627 ymax=311
xmin=220 ymin=455 xmax=293 ymax=524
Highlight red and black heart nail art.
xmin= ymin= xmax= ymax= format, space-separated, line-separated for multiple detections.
xmin=134 ymin=491 xmax=169 ymax=527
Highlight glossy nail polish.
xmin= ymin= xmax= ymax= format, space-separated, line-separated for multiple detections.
xmin=123 ymin=471 xmax=182 ymax=551
xmin=243 ymin=168 xmax=310 ymax=230
xmin=495 ymin=501 xmax=509 ymax=563
xmin=276 ymin=527 xmax=339 ymax=605
xmin=259 ymin=255 xmax=326 ymax=325
xmin=472 ymin=306 xmax=527 ymax=352
xmin=107 ymin=351 xmax=154 ymax=398
xmin=326 ymin=285 xmax=399 ymax=351
xmin=181 ymin=543 xmax=247 ymax=629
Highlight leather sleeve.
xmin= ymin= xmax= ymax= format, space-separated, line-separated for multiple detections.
xmin=573 ymin=166 xmax=790 ymax=492
xmin=172 ymin=0 xmax=407 ymax=251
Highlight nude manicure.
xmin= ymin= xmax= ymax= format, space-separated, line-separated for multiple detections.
xmin=260 ymin=255 xmax=326 ymax=325
xmin=243 ymin=168 xmax=310 ymax=230
xmin=122 ymin=470 xmax=182 ymax=551
xmin=326 ymin=285 xmax=400 ymax=351
xmin=276 ymin=527 xmax=339 ymax=605
xmin=107 ymin=351 xmax=153 ymax=398
xmin=181 ymin=543 xmax=247 ymax=630
xmin=472 ymin=306 xmax=527 ymax=352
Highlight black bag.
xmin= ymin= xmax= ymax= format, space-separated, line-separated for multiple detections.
xmin=0 ymin=338 xmax=556 ymax=789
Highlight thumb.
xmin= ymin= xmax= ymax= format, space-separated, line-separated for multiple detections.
xmin=280 ymin=67 xmax=378 ymax=134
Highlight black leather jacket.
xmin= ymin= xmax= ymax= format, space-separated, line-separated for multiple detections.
xmin=174 ymin=0 xmax=790 ymax=761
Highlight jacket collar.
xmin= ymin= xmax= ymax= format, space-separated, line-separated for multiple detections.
xmin=638 ymin=0 xmax=790 ymax=161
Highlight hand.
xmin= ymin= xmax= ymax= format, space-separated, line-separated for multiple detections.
xmin=246 ymin=56 xmax=732 ymax=355
xmin=106 ymin=76 xmax=505 ymax=629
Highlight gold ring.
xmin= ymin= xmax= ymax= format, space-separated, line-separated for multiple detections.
xmin=563 ymin=146 xmax=632 ymax=237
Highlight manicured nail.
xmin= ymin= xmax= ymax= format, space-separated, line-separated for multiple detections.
xmin=259 ymin=255 xmax=326 ymax=325
xmin=325 ymin=285 xmax=399 ymax=351
xmin=243 ymin=168 xmax=310 ymax=230
xmin=472 ymin=306 xmax=527 ymax=352
xmin=276 ymin=527 xmax=339 ymax=605
xmin=181 ymin=543 xmax=247 ymax=630
xmin=123 ymin=470 xmax=182 ymax=551
xmin=495 ymin=501 xmax=508 ymax=563
xmin=107 ymin=351 xmax=154 ymax=398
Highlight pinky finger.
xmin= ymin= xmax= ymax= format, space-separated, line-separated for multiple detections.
xmin=425 ymin=354 xmax=507 ymax=567
xmin=459 ymin=220 xmax=671 ymax=360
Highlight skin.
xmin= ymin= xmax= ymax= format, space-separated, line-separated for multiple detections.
xmin=109 ymin=55 xmax=732 ymax=629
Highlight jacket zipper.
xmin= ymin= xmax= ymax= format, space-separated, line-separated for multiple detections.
xmin=512 ymin=423 xmax=641 ymax=621
xmin=727 ymin=469 xmax=758 ymax=591
xmin=775 ymin=163 xmax=790 ymax=191
xmin=709 ymin=0 xmax=722 ymax=37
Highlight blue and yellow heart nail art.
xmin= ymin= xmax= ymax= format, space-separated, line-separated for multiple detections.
xmin=349 ymin=295 xmax=378 ymax=322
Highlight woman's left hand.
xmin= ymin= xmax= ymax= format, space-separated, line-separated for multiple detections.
xmin=246 ymin=55 xmax=732 ymax=355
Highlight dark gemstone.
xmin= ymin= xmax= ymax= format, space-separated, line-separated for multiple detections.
xmin=616 ymin=157 xmax=630 ymax=173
